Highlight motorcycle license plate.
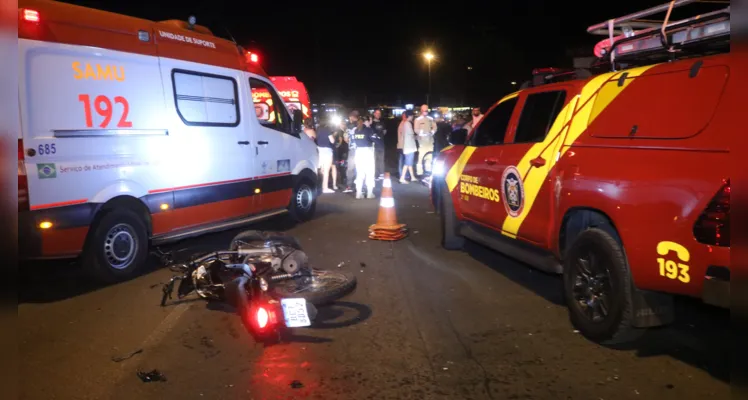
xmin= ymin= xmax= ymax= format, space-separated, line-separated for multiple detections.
xmin=280 ymin=298 xmax=311 ymax=328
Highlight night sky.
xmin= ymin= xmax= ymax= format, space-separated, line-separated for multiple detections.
xmin=64 ymin=0 xmax=710 ymax=109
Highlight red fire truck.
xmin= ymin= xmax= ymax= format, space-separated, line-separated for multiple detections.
xmin=431 ymin=1 xmax=734 ymax=344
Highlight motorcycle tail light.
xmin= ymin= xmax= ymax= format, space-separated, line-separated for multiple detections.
xmin=256 ymin=307 xmax=269 ymax=329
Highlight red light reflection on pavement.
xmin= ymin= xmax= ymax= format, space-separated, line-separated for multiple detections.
xmin=248 ymin=344 xmax=325 ymax=399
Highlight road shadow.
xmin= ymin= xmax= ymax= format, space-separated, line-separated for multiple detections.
xmin=461 ymin=240 xmax=730 ymax=383
xmin=19 ymin=206 xmax=343 ymax=304
xmin=463 ymin=241 xmax=565 ymax=306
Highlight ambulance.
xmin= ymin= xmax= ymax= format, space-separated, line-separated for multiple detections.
xmin=269 ymin=76 xmax=312 ymax=123
xmin=432 ymin=1 xmax=733 ymax=343
xmin=17 ymin=0 xmax=320 ymax=282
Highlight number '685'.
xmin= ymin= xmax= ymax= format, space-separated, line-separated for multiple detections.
xmin=38 ymin=144 xmax=56 ymax=155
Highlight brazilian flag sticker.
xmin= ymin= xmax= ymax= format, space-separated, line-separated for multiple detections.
xmin=37 ymin=163 xmax=57 ymax=179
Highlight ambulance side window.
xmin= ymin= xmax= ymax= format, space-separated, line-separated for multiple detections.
xmin=513 ymin=90 xmax=566 ymax=143
xmin=249 ymin=78 xmax=295 ymax=136
xmin=172 ymin=69 xmax=239 ymax=127
xmin=470 ymin=97 xmax=517 ymax=147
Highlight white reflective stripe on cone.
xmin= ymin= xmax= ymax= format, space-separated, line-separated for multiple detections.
xmin=383 ymin=179 xmax=392 ymax=188
xmin=380 ymin=197 xmax=395 ymax=208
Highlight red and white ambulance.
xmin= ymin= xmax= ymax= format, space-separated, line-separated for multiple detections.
xmin=17 ymin=0 xmax=319 ymax=281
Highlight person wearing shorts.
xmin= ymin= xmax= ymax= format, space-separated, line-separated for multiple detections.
xmin=399 ymin=110 xmax=417 ymax=184
xmin=317 ymin=122 xmax=337 ymax=193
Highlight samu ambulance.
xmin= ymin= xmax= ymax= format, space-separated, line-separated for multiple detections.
xmin=17 ymin=0 xmax=319 ymax=281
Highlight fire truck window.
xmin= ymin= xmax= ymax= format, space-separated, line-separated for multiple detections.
xmin=172 ymin=70 xmax=239 ymax=127
xmin=513 ymin=90 xmax=566 ymax=144
xmin=471 ymin=97 xmax=517 ymax=147
xmin=249 ymin=78 xmax=293 ymax=135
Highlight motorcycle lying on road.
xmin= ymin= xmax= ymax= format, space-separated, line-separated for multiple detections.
xmin=159 ymin=230 xmax=357 ymax=341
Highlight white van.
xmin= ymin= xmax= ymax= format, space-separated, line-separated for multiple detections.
xmin=17 ymin=0 xmax=319 ymax=281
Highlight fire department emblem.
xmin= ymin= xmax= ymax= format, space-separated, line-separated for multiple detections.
xmin=501 ymin=166 xmax=524 ymax=218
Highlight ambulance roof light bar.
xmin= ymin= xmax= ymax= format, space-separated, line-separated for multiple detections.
xmin=588 ymin=0 xmax=730 ymax=69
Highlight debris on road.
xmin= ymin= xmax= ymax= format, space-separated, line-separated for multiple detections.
xmin=290 ymin=380 xmax=304 ymax=389
xmin=137 ymin=369 xmax=167 ymax=383
xmin=337 ymin=262 xmax=345 ymax=268
xmin=111 ymin=348 xmax=143 ymax=363
xmin=360 ymin=262 xmax=366 ymax=268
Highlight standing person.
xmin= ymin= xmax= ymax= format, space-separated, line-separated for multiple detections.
xmin=371 ymin=109 xmax=387 ymax=180
xmin=463 ymin=107 xmax=484 ymax=131
xmin=413 ymin=104 xmax=436 ymax=177
xmin=397 ymin=112 xmax=407 ymax=180
xmin=342 ymin=110 xmax=359 ymax=193
xmin=303 ymin=119 xmax=316 ymax=140
xmin=352 ymin=115 xmax=377 ymax=199
xmin=317 ymin=121 xmax=338 ymax=193
xmin=434 ymin=115 xmax=452 ymax=154
xmin=399 ymin=111 xmax=417 ymax=184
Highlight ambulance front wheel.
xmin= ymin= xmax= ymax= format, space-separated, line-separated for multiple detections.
xmin=82 ymin=208 xmax=149 ymax=283
xmin=289 ymin=178 xmax=317 ymax=222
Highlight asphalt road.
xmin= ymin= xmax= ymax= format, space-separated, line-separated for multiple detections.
xmin=19 ymin=180 xmax=730 ymax=400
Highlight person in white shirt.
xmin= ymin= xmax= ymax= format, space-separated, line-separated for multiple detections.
xmin=463 ymin=107 xmax=484 ymax=131
xmin=412 ymin=104 xmax=436 ymax=176
xmin=399 ymin=111 xmax=417 ymax=184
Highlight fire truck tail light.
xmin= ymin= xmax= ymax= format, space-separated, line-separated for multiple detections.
xmin=246 ymin=51 xmax=259 ymax=63
xmin=22 ymin=9 xmax=40 ymax=23
xmin=693 ymin=179 xmax=730 ymax=247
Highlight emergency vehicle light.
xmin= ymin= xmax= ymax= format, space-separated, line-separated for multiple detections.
xmin=22 ymin=9 xmax=40 ymax=23
xmin=39 ymin=221 xmax=53 ymax=229
xmin=246 ymin=51 xmax=259 ymax=63
xmin=532 ymin=68 xmax=559 ymax=75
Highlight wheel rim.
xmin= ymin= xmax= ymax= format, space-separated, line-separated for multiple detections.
xmin=275 ymin=269 xmax=348 ymax=295
xmin=296 ymin=184 xmax=314 ymax=212
xmin=571 ymin=248 xmax=612 ymax=323
xmin=103 ymin=223 xmax=138 ymax=270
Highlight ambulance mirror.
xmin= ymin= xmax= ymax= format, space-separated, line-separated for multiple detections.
xmin=291 ymin=109 xmax=303 ymax=133
xmin=449 ymin=128 xmax=468 ymax=145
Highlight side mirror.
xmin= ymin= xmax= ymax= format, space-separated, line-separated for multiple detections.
xmin=449 ymin=128 xmax=468 ymax=145
xmin=291 ymin=109 xmax=303 ymax=133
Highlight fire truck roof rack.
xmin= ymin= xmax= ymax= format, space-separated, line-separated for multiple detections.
xmin=588 ymin=0 xmax=730 ymax=70
xmin=519 ymin=67 xmax=593 ymax=89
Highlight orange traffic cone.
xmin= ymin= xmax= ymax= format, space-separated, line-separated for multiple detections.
xmin=369 ymin=173 xmax=408 ymax=241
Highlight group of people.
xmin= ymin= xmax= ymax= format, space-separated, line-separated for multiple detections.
xmin=312 ymin=110 xmax=387 ymax=199
xmin=306 ymin=104 xmax=485 ymax=199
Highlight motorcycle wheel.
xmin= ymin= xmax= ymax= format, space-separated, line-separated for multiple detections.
xmin=270 ymin=269 xmax=357 ymax=306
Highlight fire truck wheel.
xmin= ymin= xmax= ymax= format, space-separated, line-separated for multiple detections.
xmin=440 ymin=184 xmax=464 ymax=250
xmin=82 ymin=208 xmax=148 ymax=283
xmin=289 ymin=179 xmax=317 ymax=222
xmin=563 ymin=228 xmax=644 ymax=344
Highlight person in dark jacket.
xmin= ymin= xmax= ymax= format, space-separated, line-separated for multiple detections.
xmin=434 ymin=115 xmax=452 ymax=154
xmin=371 ymin=109 xmax=387 ymax=180
xmin=342 ymin=110 xmax=359 ymax=193
xmin=352 ymin=115 xmax=377 ymax=199
xmin=317 ymin=122 xmax=338 ymax=193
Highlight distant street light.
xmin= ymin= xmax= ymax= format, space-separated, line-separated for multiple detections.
xmin=511 ymin=81 xmax=517 ymax=85
xmin=423 ymin=51 xmax=435 ymax=105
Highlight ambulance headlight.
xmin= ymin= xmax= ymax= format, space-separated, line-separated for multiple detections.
xmin=432 ymin=159 xmax=446 ymax=177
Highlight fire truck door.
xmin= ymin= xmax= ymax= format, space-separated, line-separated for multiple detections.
xmin=497 ymin=88 xmax=570 ymax=245
xmin=457 ymin=96 xmax=519 ymax=228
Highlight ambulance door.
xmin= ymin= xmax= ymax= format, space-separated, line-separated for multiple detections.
xmin=247 ymin=76 xmax=299 ymax=212
xmin=19 ymin=31 xmax=168 ymax=210
xmin=457 ymin=96 xmax=518 ymax=227
xmin=496 ymin=88 xmax=569 ymax=245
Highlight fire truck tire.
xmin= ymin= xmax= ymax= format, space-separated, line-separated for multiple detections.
xmin=82 ymin=208 xmax=149 ymax=283
xmin=563 ymin=228 xmax=644 ymax=345
xmin=440 ymin=184 xmax=464 ymax=250
xmin=288 ymin=178 xmax=317 ymax=222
